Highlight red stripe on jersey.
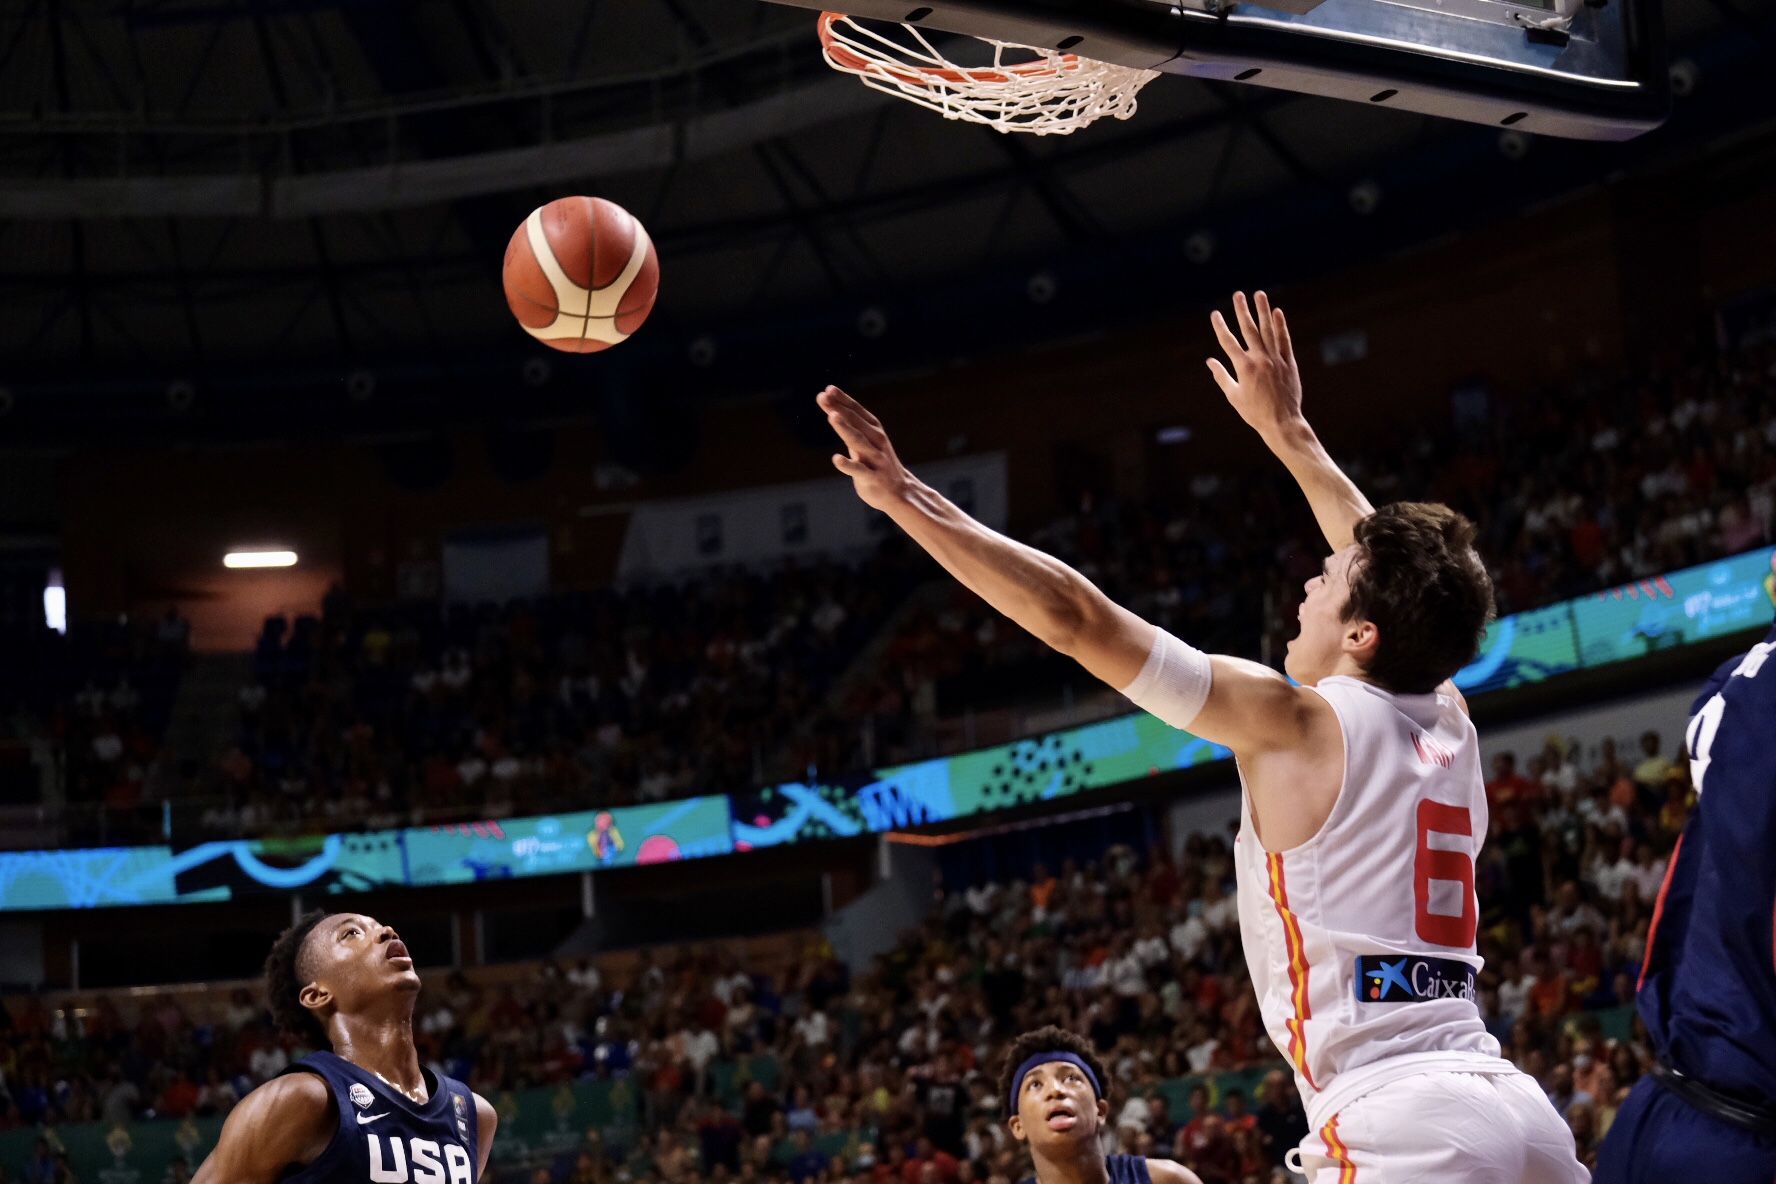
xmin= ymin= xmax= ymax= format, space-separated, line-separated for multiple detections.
xmin=1639 ymin=833 xmax=1686 ymax=991
xmin=1320 ymin=1114 xmax=1357 ymax=1183
xmin=1266 ymin=852 xmax=1320 ymax=1091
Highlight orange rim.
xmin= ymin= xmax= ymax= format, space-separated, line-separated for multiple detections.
xmin=817 ymin=12 xmax=1084 ymax=88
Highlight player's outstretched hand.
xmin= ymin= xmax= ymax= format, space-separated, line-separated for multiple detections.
xmin=820 ymin=385 xmax=912 ymax=512
xmin=1205 ymin=290 xmax=1306 ymax=441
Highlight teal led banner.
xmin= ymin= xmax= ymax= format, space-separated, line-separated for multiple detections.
xmin=2 ymin=547 xmax=1771 ymax=909
xmin=0 ymin=797 xmax=735 ymax=911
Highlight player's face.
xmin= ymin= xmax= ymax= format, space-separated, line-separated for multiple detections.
xmin=301 ymin=913 xmax=422 ymax=1021
xmin=1009 ymin=1061 xmax=1107 ymax=1154
xmin=1285 ymin=545 xmax=1371 ymax=685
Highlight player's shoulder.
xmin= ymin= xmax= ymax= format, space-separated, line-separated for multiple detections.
xmin=1142 ymin=1158 xmax=1203 ymax=1184
xmin=472 ymin=1090 xmax=498 ymax=1132
xmin=242 ymin=1067 xmax=335 ymax=1119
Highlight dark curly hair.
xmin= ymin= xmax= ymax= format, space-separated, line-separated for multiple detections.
xmin=264 ymin=908 xmax=332 ymax=1051
xmin=1345 ymin=502 xmax=1495 ymax=694
xmin=997 ymin=1026 xmax=1108 ymax=1120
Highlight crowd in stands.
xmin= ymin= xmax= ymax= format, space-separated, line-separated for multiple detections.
xmin=180 ymin=547 xmax=922 ymax=838
xmin=0 ymin=610 xmax=188 ymax=845
xmin=0 ymin=722 xmax=1696 ymax=1181
xmin=13 ymin=334 xmax=1772 ymax=844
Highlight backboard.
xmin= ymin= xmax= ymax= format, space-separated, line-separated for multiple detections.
xmin=767 ymin=0 xmax=1668 ymax=140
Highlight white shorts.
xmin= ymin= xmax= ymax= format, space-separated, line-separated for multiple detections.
xmin=1289 ymin=1069 xmax=1588 ymax=1183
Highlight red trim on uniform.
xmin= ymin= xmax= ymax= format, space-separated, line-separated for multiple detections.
xmin=1265 ymin=852 xmax=1320 ymax=1092
xmin=1639 ymin=833 xmax=1685 ymax=991
xmin=1320 ymin=1114 xmax=1356 ymax=1183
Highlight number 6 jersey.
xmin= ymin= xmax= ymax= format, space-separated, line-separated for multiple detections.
xmin=1232 ymin=675 xmax=1513 ymax=1129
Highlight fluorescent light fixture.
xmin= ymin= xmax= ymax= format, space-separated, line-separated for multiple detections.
xmin=223 ymin=550 xmax=298 ymax=569
xmin=43 ymin=578 xmax=66 ymax=634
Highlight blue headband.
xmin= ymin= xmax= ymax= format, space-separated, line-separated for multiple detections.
xmin=1008 ymin=1052 xmax=1102 ymax=1117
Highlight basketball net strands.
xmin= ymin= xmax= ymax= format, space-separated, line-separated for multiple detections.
xmin=774 ymin=0 xmax=1668 ymax=141
xmin=818 ymin=11 xmax=1161 ymax=136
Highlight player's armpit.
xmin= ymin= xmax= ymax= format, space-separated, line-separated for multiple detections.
xmin=192 ymin=1073 xmax=334 ymax=1184
xmin=473 ymin=1092 xmax=499 ymax=1176
xmin=1192 ymin=654 xmax=1331 ymax=756
xmin=1066 ymin=597 xmax=1325 ymax=757
xmin=1144 ymin=1158 xmax=1205 ymax=1184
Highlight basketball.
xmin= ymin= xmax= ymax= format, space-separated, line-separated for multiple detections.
xmin=502 ymin=196 xmax=660 ymax=353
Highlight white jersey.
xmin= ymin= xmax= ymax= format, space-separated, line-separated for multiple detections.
xmin=1232 ymin=675 xmax=1509 ymax=1128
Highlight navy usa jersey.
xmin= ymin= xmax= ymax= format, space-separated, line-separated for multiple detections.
xmin=279 ymin=1051 xmax=480 ymax=1184
xmin=1636 ymin=618 xmax=1776 ymax=1101
xmin=1022 ymin=1153 xmax=1151 ymax=1184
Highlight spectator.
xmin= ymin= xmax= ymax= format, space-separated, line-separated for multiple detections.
xmin=1631 ymin=732 xmax=1673 ymax=791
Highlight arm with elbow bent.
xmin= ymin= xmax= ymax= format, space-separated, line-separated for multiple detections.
xmin=1205 ymin=290 xmax=1469 ymax=715
xmin=474 ymin=1092 xmax=499 ymax=1176
xmin=192 ymin=1073 xmax=334 ymax=1184
xmin=819 ymin=385 xmax=1325 ymax=757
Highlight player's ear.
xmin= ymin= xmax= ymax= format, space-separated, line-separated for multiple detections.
xmin=299 ymin=980 xmax=332 ymax=1013
xmin=1006 ymin=1115 xmax=1026 ymax=1144
xmin=1096 ymin=1097 xmax=1110 ymax=1125
xmin=1343 ymin=617 xmax=1379 ymax=661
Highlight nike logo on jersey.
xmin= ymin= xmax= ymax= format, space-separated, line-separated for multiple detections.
xmin=357 ymin=1111 xmax=390 ymax=1125
xmin=1355 ymin=954 xmax=1476 ymax=1003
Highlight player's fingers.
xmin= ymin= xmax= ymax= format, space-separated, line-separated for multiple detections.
xmin=826 ymin=409 xmax=880 ymax=458
xmin=824 ymin=385 xmax=883 ymax=429
xmin=1205 ymin=358 xmax=1237 ymax=397
xmin=1254 ymin=291 xmax=1276 ymax=351
xmin=1232 ymin=291 xmax=1262 ymax=353
xmin=1273 ymin=307 xmax=1294 ymax=361
xmin=832 ymin=454 xmax=867 ymax=477
xmin=1209 ymin=310 xmax=1245 ymax=364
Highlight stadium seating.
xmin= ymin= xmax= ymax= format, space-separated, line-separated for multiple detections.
xmin=0 ymin=729 xmax=1679 ymax=1178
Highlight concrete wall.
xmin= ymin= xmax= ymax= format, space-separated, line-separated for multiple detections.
xmin=821 ymin=840 xmax=935 ymax=973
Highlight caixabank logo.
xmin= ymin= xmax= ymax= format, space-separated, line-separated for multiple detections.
xmin=1355 ymin=954 xmax=1478 ymax=1003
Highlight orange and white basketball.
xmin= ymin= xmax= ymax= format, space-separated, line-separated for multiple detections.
xmin=501 ymin=196 xmax=660 ymax=353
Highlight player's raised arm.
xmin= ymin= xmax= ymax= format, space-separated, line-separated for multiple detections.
xmin=1205 ymin=290 xmax=1373 ymax=551
xmin=819 ymin=386 xmax=1326 ymax=757
xmin=1206 ymin=291 xmax=1473 ymax=712
xmin=192 ymin=1073 xmax=335 ymax=1184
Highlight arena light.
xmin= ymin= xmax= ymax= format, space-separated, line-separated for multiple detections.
xmin=43 ymin=575 xmax=66 ymax=635
xmin=223 ymin=550 xmax=298 ymax=569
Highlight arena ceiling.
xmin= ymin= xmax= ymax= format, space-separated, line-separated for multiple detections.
xmin=0 ymin=0 xmax=1766 ymax=408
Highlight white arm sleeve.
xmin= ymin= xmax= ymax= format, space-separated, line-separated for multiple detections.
xmin=1119 ymin=627 xmax=1213 ymax=731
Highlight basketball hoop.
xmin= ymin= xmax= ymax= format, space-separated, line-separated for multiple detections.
xmin=817 ymin=12 xmax=1159 ymax=136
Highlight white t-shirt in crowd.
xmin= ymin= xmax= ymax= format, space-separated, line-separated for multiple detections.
xmin=250 ymin=1045 xmax=289 ymax=1081
xmin=794 ymin=1011 xmax=831 ymax=1047
xmin=1169 ymin=917 xmax=1208 ymax=962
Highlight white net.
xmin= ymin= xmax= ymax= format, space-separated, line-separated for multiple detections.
xmin=818 ymin=12 xmax=1160 ymax=136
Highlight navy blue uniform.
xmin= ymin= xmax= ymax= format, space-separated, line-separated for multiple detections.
xmin=1022 ymin=1153 xmax=1151 ymax=1184
xmin=1596 ymin=621 xmax=1776 ymax=1183
xmin=279 ymin=1051 xmax=481 ymax=1184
